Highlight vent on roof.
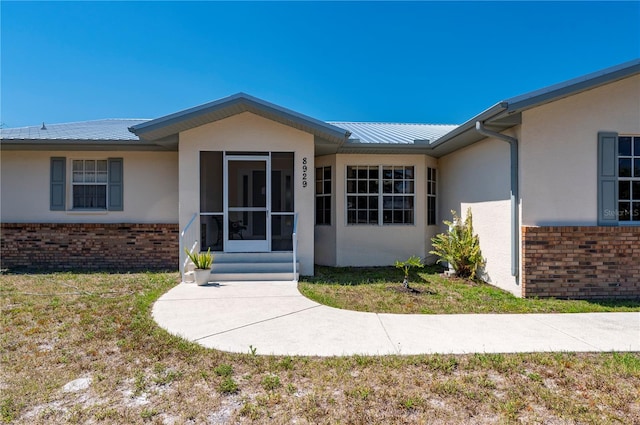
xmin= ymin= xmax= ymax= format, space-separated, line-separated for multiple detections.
xmin=41 ymin=122 xmax=47 ymax=130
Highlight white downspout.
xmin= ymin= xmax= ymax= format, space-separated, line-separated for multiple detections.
xmin=475 ymin=121 xmax=519 ymax=279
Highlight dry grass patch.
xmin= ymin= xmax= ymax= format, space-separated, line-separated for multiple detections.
xmin=299 ymin=265 xmax=640 ymax=314
xmin=1 ymin=272 xmax=639 ymax=424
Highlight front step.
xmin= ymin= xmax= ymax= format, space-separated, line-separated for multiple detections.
xmin=207 ymin=252 xmax=299 ymax=282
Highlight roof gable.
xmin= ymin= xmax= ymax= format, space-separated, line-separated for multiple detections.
xmin=128 ymin=93 xmax=351 ymax=145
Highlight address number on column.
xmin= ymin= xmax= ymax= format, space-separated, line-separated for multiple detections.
xmin=302 ymin=157 xmax=308 ymax=188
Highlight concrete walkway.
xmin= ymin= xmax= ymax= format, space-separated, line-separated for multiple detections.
xmin=152 ymin=281 xmax=640 ymax=356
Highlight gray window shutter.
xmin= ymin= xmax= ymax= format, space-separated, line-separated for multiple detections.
xmin=598 ymin=132 xmax=618 ymax=225
xmin=108 ymin=158 xmax=123 ymax=211
xmin=50 ymin=157 xmax=66 ymax=211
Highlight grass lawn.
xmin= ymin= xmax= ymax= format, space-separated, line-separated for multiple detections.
xmin=1 ymin=272 xmax=639 ymax=424
xmin=299 ymin=265 xmax=640 ymax=314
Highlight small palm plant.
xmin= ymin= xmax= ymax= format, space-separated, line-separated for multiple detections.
xmin=185 ymin=247 xmax=213 ymax=270
xmin=394 ymin=255 xmax=424 ymax=289
xmin=430 ymin=208 xmax=485 ymax=279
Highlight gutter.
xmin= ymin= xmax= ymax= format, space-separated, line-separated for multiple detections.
xmin=0 ymin=140 xmax=174 ymax=151
xmin=474 ymin=121 xmax=519 ymax=279
xmin=428 ymin=103 xmax=508 ymax=151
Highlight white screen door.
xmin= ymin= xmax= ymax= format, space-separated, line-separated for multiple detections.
xmin=224 ymin=156 xmax=270 ymax=252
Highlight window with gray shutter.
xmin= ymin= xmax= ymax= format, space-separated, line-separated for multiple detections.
xmin=51 ymin=157 xmax=123 ymax=211
xmin=598 ymin=132 xmax=640 ymax=225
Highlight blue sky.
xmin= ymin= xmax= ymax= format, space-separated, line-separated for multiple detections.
xmin=2 ymin=1 xmax=639 ymax=128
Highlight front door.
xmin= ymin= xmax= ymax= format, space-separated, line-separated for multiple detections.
xmin=225 ymin=156 xmax=270 ymax=252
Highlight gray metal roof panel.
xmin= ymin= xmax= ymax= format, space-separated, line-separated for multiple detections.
xmin=1 ymin=119 xmax=149 ymax=141
xmin=329 ymin=122 xmax=458 ymax=145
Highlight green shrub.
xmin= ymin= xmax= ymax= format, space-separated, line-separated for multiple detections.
xmin=430 ymin=208 xmax=485 ymax=279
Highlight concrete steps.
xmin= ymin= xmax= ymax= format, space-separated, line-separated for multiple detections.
xmin=207 ymin=252 xmax=299 ymax=282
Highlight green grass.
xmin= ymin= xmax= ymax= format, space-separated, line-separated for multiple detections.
xmin=1 ymin=271 xmax=639 ymax=424
xmin=299 ymin=265 xmax=640 ymax=314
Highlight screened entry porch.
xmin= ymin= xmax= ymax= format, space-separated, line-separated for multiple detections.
xmin=199 ymin=151 xmax=295 ymax=253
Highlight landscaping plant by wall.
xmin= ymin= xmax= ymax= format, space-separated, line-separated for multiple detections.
xmin=394 ymin=255 xmax=424 ymax=289
xmin=430 ymin=208 xmax=485 ymax=279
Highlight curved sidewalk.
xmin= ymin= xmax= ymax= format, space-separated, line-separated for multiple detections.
xmin=152 ymin=281 xmax=640 ymax=356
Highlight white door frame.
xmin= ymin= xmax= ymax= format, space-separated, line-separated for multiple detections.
xmin=224 ymin=154 xmax=271 ymax=252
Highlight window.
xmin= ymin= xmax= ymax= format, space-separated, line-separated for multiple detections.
xmin=617 ymin=136 xmax=640 ymax=222
xmin=598 ymin=133 xmax=639 ymax=225
xmin=346 ymin=165 xmax=415 ymax=225
xmin=72 ymin=160 xmax=108 ymax=209
xmin=427 ymin=167 xmax=437 ymax=225
xmin=315 ymin=166 xmax=331 ymax=225
xmin=346 ymin=166 xmax=378 ymax=224
xmin=49 ymin=157 xmax=123 ymax=211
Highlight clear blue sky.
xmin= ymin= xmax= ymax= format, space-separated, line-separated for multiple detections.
xmin=2 ymin=1 xmax=639 ymax=128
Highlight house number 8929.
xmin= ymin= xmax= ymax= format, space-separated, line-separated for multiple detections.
xmin=302 ymin=157 xmax=308 ymax=188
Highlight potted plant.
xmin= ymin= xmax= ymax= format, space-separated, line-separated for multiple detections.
xmin=185 ymin=248 xmax=213 ymax=286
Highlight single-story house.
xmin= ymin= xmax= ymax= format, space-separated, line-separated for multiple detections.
xmin=2 ymin=59 xmax=639 ymax=299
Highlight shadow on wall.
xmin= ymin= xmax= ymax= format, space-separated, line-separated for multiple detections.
xmin=440 ymin=138 xmax=512 ymax=206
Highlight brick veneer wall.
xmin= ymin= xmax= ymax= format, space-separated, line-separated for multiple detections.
xmin=1 ymin=223 xmax=179 ymax=271
xmin=521 ymin=226 xmax=640 ymax=299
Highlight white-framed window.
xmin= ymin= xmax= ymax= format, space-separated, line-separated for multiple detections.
xmin=72 ymin=159 xmax=108 ymax=209
xmin=315 ymin=166 xmax=331 ymax=225
xmin=346 ymin=165 xmax=415 ymax=225
xmin=427 ymin=167 xmax=437 ymax=225
xmin=50 ymin=157 xmax=122 ymax=212
xmin=617 ymin=136 xmax=640 ymax=222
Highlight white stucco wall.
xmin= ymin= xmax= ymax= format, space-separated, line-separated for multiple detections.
xmin=178 ymin=112 xmax=316 ymax=275
xmin=520 ymin=74 xmax=640 ymax=226
xmin=332 ymin=154 xmax=428 ymax=267
xmin=0 ymin=150 xmax=178 ymax=223
xmin=314 ymin=154 xmax=337 ymax=266
xmin=438 ymin=137 xmax=518 ymax=295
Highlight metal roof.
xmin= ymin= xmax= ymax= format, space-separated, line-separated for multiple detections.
xmin=328 ymin=122 xmax=458 ymax=145
xmin=429 ymin=58 xmax=640 ymax=157
xmin=504 ymin=58 xmax=640 ymax=111
xmin=3 ymin=59 xmax=637 ymax=154
xmin=1 ymin=119 xmax=459 ymax=146
xmin=0 ymin=118 xmax=460 ymax=154
xmin=1 ymin=119 xmax=148 ymax=141
xmin=129 ymin=93 xmax=351 ymax=145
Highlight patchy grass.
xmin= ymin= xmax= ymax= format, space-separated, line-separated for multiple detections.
xmin=1 ymin=272 xmax=639 ymax=424
xmin=299 ymin=265 xmax=640 ymax=314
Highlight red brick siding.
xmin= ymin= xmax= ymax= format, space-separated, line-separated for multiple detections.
xmin=521 ymin=226 xmax=640 ymax=299
xmin=1 ymin=223 xmax=179 ymax=271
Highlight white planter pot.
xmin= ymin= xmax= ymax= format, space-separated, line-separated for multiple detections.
xmin=194 ymin=269 xmax=212 ymax=286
